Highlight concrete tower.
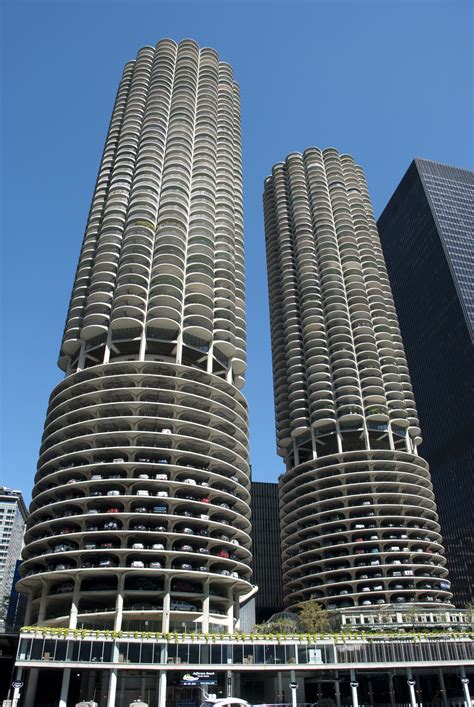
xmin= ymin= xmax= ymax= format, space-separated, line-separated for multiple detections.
xmin=19 ymin=39 xmax=252 ymax=639
xmin=264 ymin=147 xmax=452 ymax=611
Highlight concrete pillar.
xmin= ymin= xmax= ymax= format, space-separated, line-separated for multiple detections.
xmin=336 ymin=423 xmax=343 ymax=453
xmin=311 ymin=428 xmax=318 ymax=460
xmin=202 ymin=579 xmax=210 ymax=633
xmin=23 ymin=592 xmax=33 ymax=626
xmin=460 ymin=667 xmax=471 ymax=707
xmin=176 ymin=334 xmax=183 ymax=365
xmin=103 ymin=331 xmax=112 ymax=364
xmin=277 ymin=672 xmax=283 ymax=703
xmin=58 ymin=667 xmax=71 ymax=707
xmin=138 ymin=328 xmax=147 ymax=361
xmin=158 ymin=670 xmax=167 ymax=707
xmin=114 ymin=573 xmax=125 ymax=631
xmin=77 ymin=342 xmax=86 ymax=371
xmin=368 ymin=677 xmax=374 ymax=706
xmin=162 ymin=575 xmax=171 ymax=632
xmin=388 ymin=672 xmax=396 ymax=707
xmin=350 ymin=669 xmax=359 ymax=707
xmin=407 ymin=668 xmax=417 ymax=707
xmin=438 ymin=669 xmax=448 ymax=707
xmin=226 ymin=587 xmax=234 ymax=633
xmin=23 ymin=668 xmax=39 ymax=707
xmin=37 ymin=582 xmax=49 ymax=624
xmin=334 ymin=676 xmax=341 ymax=707
xmin=387 ymin=423 xmax=395 ymax=451
xmin=107 ymin=668 xmax=118 ymax=707
xmin=69 ymin=577 xmax=81 ymax=629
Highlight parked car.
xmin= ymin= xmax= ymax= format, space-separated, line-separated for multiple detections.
xmin=153 ymin=505 xmax=168 ymax=514
xmin=170 ymin=600 xmax=196 ymax=611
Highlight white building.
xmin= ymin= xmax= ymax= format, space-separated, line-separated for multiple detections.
xmin=0 ymin=486 xmax=27 ymax=631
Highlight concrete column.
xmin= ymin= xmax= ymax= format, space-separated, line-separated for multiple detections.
xmin=58 ymin=667 xmax=71 ymax=707
xmin=23 ymin=592 xmax=33 ymax=625
xmin=460 ymin=667 xmax=471 ymax=707
xmin=336 ymin=423 xmax=343 ymax=453
xmin=388 ymin=672 xmax=396 ymax=707
xmin=138 ymin=328 xmax=147 ymax=361
xmin=23 ymin=668 xmax=39 ymax=707
xmin=103 ymin=331 xmax=112 ymax=364
xmin=207 ymin=347 xmax=214 ymax=374
xmin=334 ymin=676 xmax=341 ymax=707
xmin=202 ymin=579 xmax=210 ymax=633
xmin=158 ymin=670 xmax=167 ymax=707
xmin=277 ymin=672 xmax=283 ymax=703
xmin=368 ymin=677 xmax=374 ymax=706
xmin=226 ymin=366 xmax=233 ymax=384
xmin=77 ymin=342 xmax=86 ymax=371
xmin=114 ymin=573 xmax=125 ymax=631
xmin=310 ymin=428 xmax=318 ymax=459
xmin=407 ymin=668 xmax=417 ymax=707
xmin=107 ymin=669 xmax=118 ymax=707
xmin=69 ymin=577 xmax=81 ymax=629
xmin=162 ymin=575 xmax=171 ymax=632
xmin=387 ymin=423 xmax=395 ymax=451
xmin=438 ymin=669 xmax=448 ymax=707
xmin=226 ymin=587 xmax=234 ymax=633
xmin=176 ymin=334 xmax=183 ymax=365
xmin=37 ymin=582 xmax=49 ymax=624
xmin=350 ymin=669 xmax=359 ymax=707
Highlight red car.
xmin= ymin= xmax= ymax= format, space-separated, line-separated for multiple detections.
xmin=106 ymin=507 xmax=120 ymax=513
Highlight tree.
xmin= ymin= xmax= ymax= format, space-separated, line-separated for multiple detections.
xmin=464 ymin=602 xmax=474 ymax=623
xmin=298 ymin=600 xmax=330 ymax=633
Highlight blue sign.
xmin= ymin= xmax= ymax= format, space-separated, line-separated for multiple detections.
xmin=180 ymin=671 xmax=217 ymax=686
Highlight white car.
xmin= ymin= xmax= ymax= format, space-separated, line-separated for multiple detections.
xmin=132 ymin=543 xmax=144 ymax=549
xmin=107 ymin=490 xmax=120 ymax=496
xmin=149 ymin=561 xmax=162 ymax=569
xmin=138 ymin=474 xmax=149 ymax=480
xmin=184 ymin=478 xmax=197 ymax=485
xmin=91 ymin=474 xmax=102 ymax=481
xmin=155 ymin=473 xmax=168 ymax=480
xmin=136 ymin=490 xmax=150 ymax=496
xmin=170 ymin=600 xmax=196 ymax=611
xmin=130 ymin=560 xmax=145 ymax=568
xmin=151 ymin=543 xmax=164 ymax=550
xmin=161 ymin=428 xmax=172 ymax=434
xmin=156 ymin=491 xmax=168 ymax=497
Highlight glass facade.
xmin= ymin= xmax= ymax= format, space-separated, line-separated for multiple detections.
xmin=17 ymin=635 xmax=474 ymax=667
xmin=377 ymin=159 xmax=474 ymax=607
xmin=251 ymin=481 xmax=284 ymax=620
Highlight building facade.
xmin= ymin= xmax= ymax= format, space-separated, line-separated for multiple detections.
xmin=0 ymin=487 xmax=27 ymax=632
xmin=263 ymin=147 xmax=453 ymax=612
xmin=17 ymin=38 xmax=253 ymax=706
xmin=250 ymin=481 xmax=284 ymax=621
xmin=377 ymin=158 xmax=474 ymax=607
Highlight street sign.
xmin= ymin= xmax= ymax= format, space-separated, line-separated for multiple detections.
xmin=11 ymin=682 xmax=23 ymax=689
xmin=289 ymin=682 xmax=298 ymax=690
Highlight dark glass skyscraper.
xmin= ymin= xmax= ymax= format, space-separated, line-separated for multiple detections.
xmin=251 ymin=482 xmax=283 ymax=621
xmin=378 ymin=158 xmax=474 ymax=606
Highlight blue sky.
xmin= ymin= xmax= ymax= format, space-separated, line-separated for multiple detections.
xmin=2 ymin=0 xmax=473 ymax=502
